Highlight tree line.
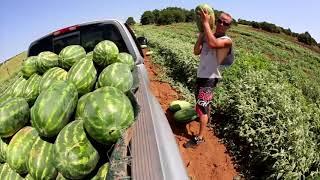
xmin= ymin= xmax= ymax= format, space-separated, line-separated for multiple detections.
xmin=125 ymin=7 xmax=319 ymax=47
xmin=238 ymin=19 xmax=318 ymax=46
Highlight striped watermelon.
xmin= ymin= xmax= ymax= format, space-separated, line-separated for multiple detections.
xmin=82 ymin=86 xmax=134 ymax=144
xmin=195 ymin=4 xmax=215 ymax=32
xmin=116 ymin=52 xmax=135 ymax=70
xmin=23 ymin=74 xmax=42 ymax=104
xmin=92 ymin=163 xmax=109 ymax=180
xmin=97 ymin=63 xmax=133 ymax=92
xmin=21 ymin=56 xmax=39 ymax=78
xmin=28 ymin=137 xmax=58 ymax=180
xmin=75 ymin=92 xmax=92 ymax=120
xmin=25 ymin=174 xmax=34 ymax=180
xmin=0 ymin=138 xmax=8 ymax=163
xmin=67 ymin=57 xmax=97 ymax=95
xmin=31 ymin=81 xmax=78 ymax=137
xmin=10 ymin=77 xmax=27 ymax=98
xmin=86 ymin=51 xmax=93 ymax=60
xmin=0 ymin=98 xmax=29 ymax=137
xmin=93 ymin=40 xmax=119 ymax=67
xmin=6 ymin=127 xmax=38 ymax=174
xmin=37 ymin=51 xmax=59 ymax=73
xmin=40 ymin=67 xmax=67 ymax=91
xmin=54 ymin=120 xmax=99 ymax=179
xmin=0 ymin=86 xmax=13 ymax=104
xmin=59 ymin=45 xmax=86 ymax=69
xmin=56 ymin=173 xmax=68 ymax=180
xmin=0 ymin=163 xmax=23 ymax=180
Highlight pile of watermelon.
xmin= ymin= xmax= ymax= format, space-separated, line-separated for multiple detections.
xmin=0 ymin=40 xmax=138 ymax=179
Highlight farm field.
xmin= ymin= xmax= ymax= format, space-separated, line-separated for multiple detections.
xmin=133 ymin=23 xmax=320 ymax=179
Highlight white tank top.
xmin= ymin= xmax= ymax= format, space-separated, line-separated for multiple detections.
xmin=197 ymin=36 xmax=232 ymax=79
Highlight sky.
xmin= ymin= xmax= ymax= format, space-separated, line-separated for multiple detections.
xmin=1 ymin=0 xmax=319 ymax=62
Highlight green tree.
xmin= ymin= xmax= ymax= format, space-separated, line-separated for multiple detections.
xmin=141 ymin=11 xmax=155 ymax=25
xmin=298 ymin=32 xmax=317 ymax=45
xmin=152 ymin=9 xmax=160 ymax=24
xmin=125 ymin=17 xmax=136 ymax=26
xmin=186 ymin=9 xmax=196 ymax=22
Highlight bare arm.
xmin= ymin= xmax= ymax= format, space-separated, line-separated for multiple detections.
xmin=194 ymin=33 xmax=204 ymax=55
xmin=203 ymin=23 xmax=232 ymax=48
xmin=200 ymin=10 xmax=232 ymax=49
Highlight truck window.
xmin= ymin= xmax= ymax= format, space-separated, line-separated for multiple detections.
xmin=28 ymin=37 xmax=53 ymax=56
xmin=81 ymin=24 xmax=129 ymax=53
xmin=53 ymin=32 xmax=80 ymax=54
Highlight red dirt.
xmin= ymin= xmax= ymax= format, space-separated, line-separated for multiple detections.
xmin=143 ymin=49 xmax=238 ymax=180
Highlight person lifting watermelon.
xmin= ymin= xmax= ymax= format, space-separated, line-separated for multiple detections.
xmin=184 ymin=4 xmax=234 ymax=148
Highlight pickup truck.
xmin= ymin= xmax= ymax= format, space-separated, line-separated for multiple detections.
xmin=27 ymin=19 xmax=188 ymax=180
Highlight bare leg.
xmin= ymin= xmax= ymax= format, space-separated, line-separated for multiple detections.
xmin=198 ymin=114 xmax=208 ymax=139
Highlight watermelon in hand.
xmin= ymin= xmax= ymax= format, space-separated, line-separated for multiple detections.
xmin=195 ymin=4 xmax=215 ymax=32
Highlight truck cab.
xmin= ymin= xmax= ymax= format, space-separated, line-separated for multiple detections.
xmin=27 ymin=20 xmax=188 ymax=180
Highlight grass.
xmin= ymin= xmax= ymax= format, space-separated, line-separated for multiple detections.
xmin=133 ymin=22 xmax=320 ymax=179
xmin=0 ymin=52 xmax=26 ymax=82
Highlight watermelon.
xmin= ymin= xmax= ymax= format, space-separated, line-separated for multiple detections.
xmin=6 ymin=127 xmax=38 ymax=174
xmin=169 ymin=100 xmax=193 ymax=112
xmin=116 ymin=53 xmax=135 ymax=70
xmin=0 ymin=163 xmax=23 ymax=180
xmin=0 ymin=98 xmax=29 ymax=137
xmin=75 ymin=92 xmax=92 ymax=120
xmin=0 ymin=87 xmax=12 ymax=104
xmin=67 ymin=57 xmax=97 ymax=95
xmin=174 ymin=108 xmax=198 ymax=123
xmin=21 ymin=56 xmax=39 ymax=78
xmin=93 ymin=40 xmax=119 ymax=67
xmin=23 ymin=74 xmax=42 ymax=104
xmin=0 ymin=138 xmax=8 ymax=163
xmin=24 ymin=174 xmax=34 ymax=180
xmin=40 ymin=67 xmax=68 ymax=91
xmin=82 ymin=86 xmax=134 ymax=144
xmin=37 ymin=51 xmax=59 ymax=73
xmin=91 ymin=163 xmax=109 ymax=180
xmin=54 ymin=120 xmax=99 ymax=179
xmin=31 ymin=80 xmax=78 ymax=137
xmin=28 ymin=137 xmax=58 ymax=180
xmin=25 ymin=174 xmax=34 ymax=180
xmin=10 ymin=77 xmax=27 ymax=98
xmin=56 ymin=173 xmax=68 ymax=180
xmin=59 ymin=45 xmax=86 ymax=69
xmin=195 ymin=4 xmax=215 ymax=32
xmin=86 ymin=51 xmax=93 ymax=60
xmin=97 ymin=63 xmax=133 ymax=92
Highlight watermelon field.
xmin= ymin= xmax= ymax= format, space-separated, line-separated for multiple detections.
xmin=0 ymin=40 xmax=137 ymax=179
xmin=133 ymin=23 xmax=320 ymax=179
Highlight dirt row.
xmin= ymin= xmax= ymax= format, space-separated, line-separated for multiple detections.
xmin=142 ymin=49 xmax=238 ymax=180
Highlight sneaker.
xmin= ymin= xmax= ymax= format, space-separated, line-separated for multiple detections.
xmin=183 ymin=136 xmax=205 ymax=148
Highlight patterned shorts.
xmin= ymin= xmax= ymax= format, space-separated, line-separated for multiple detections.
xmin=195 ymin=78 xmax=219 ymax=116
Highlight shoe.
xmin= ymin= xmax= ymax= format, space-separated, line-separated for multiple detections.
xmin=183 ymin=136 xmax=205 ymax=148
